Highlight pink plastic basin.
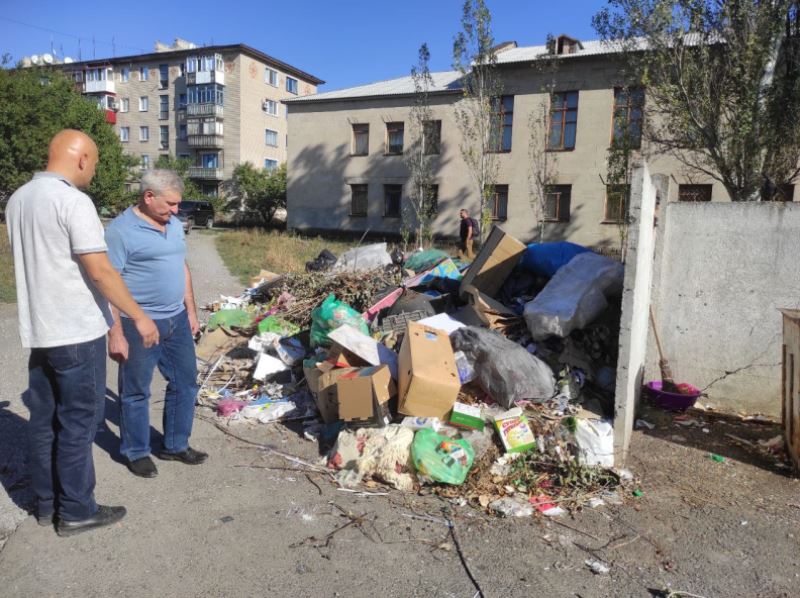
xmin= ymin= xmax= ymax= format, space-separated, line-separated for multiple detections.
xmin=644 ymin=381 xmax=701 ymax=411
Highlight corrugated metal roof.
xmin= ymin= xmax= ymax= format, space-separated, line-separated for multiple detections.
xmin=286 ymin=70 xmax=463 ymax=103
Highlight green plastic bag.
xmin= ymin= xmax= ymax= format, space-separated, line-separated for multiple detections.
xmin=404 ymin=249 xmax=449 ymax=274
xmin=309 ymin=294 xmax=369 ymax=348
xmin=207 ymin=309 xmax=253 ymax=331
xmin=411 ymin=428 xmax=475 ymax=485
xmin=257 ymin=316 xmax=300 ymax=337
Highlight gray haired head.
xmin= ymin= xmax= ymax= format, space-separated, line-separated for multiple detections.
xmin=140 ymin=169 xmax=184 ymax=197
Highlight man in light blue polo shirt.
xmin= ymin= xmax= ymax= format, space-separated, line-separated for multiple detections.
xmin=106 ymin=169 xmax=207 ymax=478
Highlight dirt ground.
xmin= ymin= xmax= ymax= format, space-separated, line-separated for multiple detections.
xmin=1 ymin=232 xmax=799 ymax=597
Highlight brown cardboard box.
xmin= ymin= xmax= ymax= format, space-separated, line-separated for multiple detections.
xmin=398 ymin=321 xmax=461 ymax=419
xmin=304 ymin=362 xmax=358 ymax=424
xmin=195 ymin=327 xmax=247 ymax=363
xmin=336 ymin=365 xmax=395 ymax=426
xmin=327 ymin=343 xmax=371 ymax=369
xmin=459 ymin=225 xmax=525 ymax=300
xmin=459 ymin=284 xmax=521 ymax=331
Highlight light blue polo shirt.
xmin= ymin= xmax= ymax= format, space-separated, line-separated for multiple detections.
xmin=106 ymin=206 xmax=186 ymax=320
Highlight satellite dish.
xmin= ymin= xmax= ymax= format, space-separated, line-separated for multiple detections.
xmin=30 ymin=54 xmax=40 ymax=65
xmin=42 ymin=53 xmax=54 ymax=64
xmin=63 ymin=57 xmax=74 ymax=64
xmin=20 ymin=57 xmax=32 ymax=68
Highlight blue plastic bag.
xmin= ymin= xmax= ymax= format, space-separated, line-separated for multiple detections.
xmin=519 ymin=242 xmax=591 ymax=278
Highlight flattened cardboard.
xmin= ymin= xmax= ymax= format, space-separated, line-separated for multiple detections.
xmin=327 ymin=324 xmax=399 ymax=379
xmin=398 ymin=321 xmax=461 ymax=419
xmin=459 ymin=225 xmax=525 ymax=300
xmin=303 ymin=362 xmax=358 ymax=423
xmin=461 ymin=284 xmax=521 ymax=330
xmin=249 ymin=269 xmax=281 ymax=288
xmin=337 ymin=365 xmax=395 ymax=426
xmin=195 ymin=327 xmax=247 ymax=363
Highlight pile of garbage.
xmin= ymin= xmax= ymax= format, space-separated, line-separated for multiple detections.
xmin=195 ymin=228 xmax=633 ymax=517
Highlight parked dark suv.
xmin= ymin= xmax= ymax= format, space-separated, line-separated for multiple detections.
xmin=177 ymin=200 xmax=215 ymax=233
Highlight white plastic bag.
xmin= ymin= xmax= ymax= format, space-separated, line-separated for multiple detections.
xmin=332 ymin=243 xmax=392 ymax=273
xmin=574 ymin=418 xmax=614 ymax=468
xmin=523 ymin=252 xmax=624 ymax=341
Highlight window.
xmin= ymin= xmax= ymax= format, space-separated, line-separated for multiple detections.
xmin=286 ymin=76 xmax=298 ymax=94
xmin=263 ymin=99 xmax=278 ymax=116
xmin=121 ymin=67 xmax=130 ymax=82
xmin=352 ymin=124 xmax=369 ymax=155
xmin=351 ymin=184 xmax=368 ymax=217
xmin=423 ymin=120 xmax=441 ymax=155
xmin=264 ymin=159 xmax=279 ymax=171
xmin=187 ymin=84 xmax=224 ymax=105
xmin=139 ymin=66 xmax=149 ymax=81
xmin=141 ymin=154 xmax=150 ymax=170
xmin=202 ymin=153 xmax=219 ymax=168
xmin=678 ymin=184 xmax=712 ymax=202
xmin=543 ymin=185 xmax=571 ymax=221
xmin=384 ymin=184 xmax=402 ymax=217
xmin=159 ymin=126 xmax=169 ymax=149
xmin=386 ymin=122 xmax=404 ymax=154
xmin=179 ymin=63 xmax=185 ymax=77
xmin=119 ymin=127 xmax=129 ymax=142
xmin=612 ymin=87 xmax=644 ymax=149
xmin=763 ymin=183 xmax=795 ymax=201
xmin=178 ymin=124 xmax=187 ymax=140
xmin=139 ymin=126 xmax=149 ymax=142
xmin=120 ymin=97 xmax=129 ymax=112
xmin=265 ymin=129 xmax=278 ymax=147
xmin=490 ymin=96 xmax=514 ymax=152
xmin=265 ymin=67 xmax=278 ymax=86
xmin=187 ymin=118 xmax=223 ymax=136
xmin=423 ymin=184 xmax=439 ymax=213
xmin=604 ymin=184 xmax=629 ymax=223
xmin=159 ymin=95 xmax=169 ymax=120
xmin=178 ymin=93 xmax=187 ymax=109
xmin=139 ymin=96 xmax=148 ymax=112
xmin=548 ymin=91 xmax=578 ymax=150
xmin=486 ymin=184 xmax=509 ymax=220
xmin=159 ymin=64 xmax=169 ymax=88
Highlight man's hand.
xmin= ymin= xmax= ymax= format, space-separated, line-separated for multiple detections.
xmin=108 ymin=330 xmax=129 ymax=363
xmin=188 ymin=311 xmax=200 ymax=336
xmin=133 ymin=315 xmax=159 ymax=348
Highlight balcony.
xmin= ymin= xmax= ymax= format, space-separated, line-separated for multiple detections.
xmin=104 ymin=110 xmax=116 ymax=124
xmin=84 ymin=79 xmax=115 ymax=94
xmin=187 ymin=134 xmax=224 ymax=148
xmin=186 ymin=103 xmax=223 ymax=118
xmin=187 ymin=70 xmax=225 ymax=85
xmin=188 ymin=166 xmax=223 ymax=180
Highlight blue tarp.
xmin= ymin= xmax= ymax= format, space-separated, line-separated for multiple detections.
xmin=518 ymin=242 xmax=591 ymax=278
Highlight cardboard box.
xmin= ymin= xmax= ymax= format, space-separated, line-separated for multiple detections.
xmin=303 ymin=361 xmax=358 ymax=424
xmin=327 ymin=324 xmax=398 ymax=379
xmin=449 ymin=402 xmax=484 ymax=431
xmin=336 ymin=365 xmax=395 ymax=426
xmin=493 ymin=407 xmax=536 ymax=453
xmin=459 ymin=225 xmax=525 ymax=300
xmin=398 ymin=321 xmax=461 ymax=419
xmin=459 ymin=284 xmax=521 ymax=331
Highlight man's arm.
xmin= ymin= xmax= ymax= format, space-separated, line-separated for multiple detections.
xmin=466 ymin=222 xmax=473 ymax=241
xmin=77 ymin=252 xmax=159 ymax=348
xmin=184 ymin=261 xmax=200 ymax=336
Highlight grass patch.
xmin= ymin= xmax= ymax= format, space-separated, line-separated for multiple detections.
xmin=0 ymin=226 xmax=15 ymax=303
xmin=215 ymin=229 xmax=357 ymax=286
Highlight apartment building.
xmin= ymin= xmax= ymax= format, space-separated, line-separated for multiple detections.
xmin=285 ymin=36 xmax=795 ymax=248
xmin=61 ymin=39 xmax=323 ymax=196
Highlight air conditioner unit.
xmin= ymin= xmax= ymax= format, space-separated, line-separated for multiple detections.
xmin=262 ymin=100 xmax=270 ymax=111
xmin=110 ymin=99 xmax=120 ymax=111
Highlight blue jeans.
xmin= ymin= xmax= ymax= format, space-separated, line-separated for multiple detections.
xmin=118 ymin=309 xmax=198 ymax=462
xmin=27 ymin=335 xmax=105 ymax=522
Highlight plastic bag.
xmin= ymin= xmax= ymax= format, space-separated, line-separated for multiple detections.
xmin=257 ymin=316 xmax=299 ymax=337
xmin=523 ymin=252 xmax=624 ymax=341
xmin=207 ymin=309 xmax=253 ymax=331
xmin=411 ymin=428 xmax=475 ymax=485
xmin=404 ymin=249 xmax=449 ymax=274
xmin=309 ymin=294 xmax=369 ymax=347
xmin=332 ymin=243 xmax=393 ymax=273
xmin=519 ymin=242 xmax=590 ymax=278
xmin=305 ymin=249 xmax=338 ymax=272
xmin=450 ymin=326 xmax=555 ymax=408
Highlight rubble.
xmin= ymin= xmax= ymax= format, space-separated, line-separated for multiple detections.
xmin=194 ymin=227 xmax=631 ymax=518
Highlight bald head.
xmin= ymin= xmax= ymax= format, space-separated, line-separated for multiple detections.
xmin=46 ymin=129 xmax=99 ymax=189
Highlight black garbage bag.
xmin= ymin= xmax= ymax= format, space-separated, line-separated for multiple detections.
xmin=305 ymin=249 xmax=338 ymax=273
xmin=450 ymin=326 xmax=556 ymax=409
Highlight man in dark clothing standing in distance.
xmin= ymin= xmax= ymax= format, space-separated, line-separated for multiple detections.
xmin=458 ymin=208 xmax=479 ymax=260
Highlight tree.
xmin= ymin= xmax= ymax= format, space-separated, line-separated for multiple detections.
xmin=452 ymin=0 xmax=502 ymax=240
xmin=403 ymin=43 xmax=438 ymax=249
xmin=0 ymin=60 xmax=132 ymax=210
xmin=593 ymin=0 xmax=800 ymax=202
xmin=230 ymin=162 xmax=286 ymax=225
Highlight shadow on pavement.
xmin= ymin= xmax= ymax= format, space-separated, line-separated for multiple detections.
xmin=0 ymin=399 xmax=33 ymax=514
xmin=95 ymin=388 xmax=164 ymax=465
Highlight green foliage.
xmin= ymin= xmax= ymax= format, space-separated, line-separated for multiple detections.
xmin=153 ymin=155 xmax=223 ymax=210
xmin=593 ymin=0 xmax=800 ymax=201
xmin=0 ymin=61 xmax=130 ymax=209
xmin=230 ymin=162 xmax=287 ymax=225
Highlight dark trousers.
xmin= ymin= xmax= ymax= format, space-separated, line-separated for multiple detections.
xmin=27 ymin=335 xmax=105 ymax=522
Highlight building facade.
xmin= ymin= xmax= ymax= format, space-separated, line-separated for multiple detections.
xmin=61 ymin=40 xmax=323 ymax=196
xmin=285 ymin=36 xmax=796 ymax=248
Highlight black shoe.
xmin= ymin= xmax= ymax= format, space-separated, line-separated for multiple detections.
xmin=155 ymin=447 xmax=208 ymax=465
xmin=56 ymin=505 xmax=126 ymax=537
xmin=36 ymin=513 xmax=53 ymax=527
xmin=126 ymin=456 xmax=158 ymax=478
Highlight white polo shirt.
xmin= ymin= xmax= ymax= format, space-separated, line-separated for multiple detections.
xmin=6 ymin=172 xmax=113 ymax=348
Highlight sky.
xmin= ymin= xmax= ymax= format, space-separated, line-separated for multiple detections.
xmin=2 ymin=0 xmax=604 ymax=92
